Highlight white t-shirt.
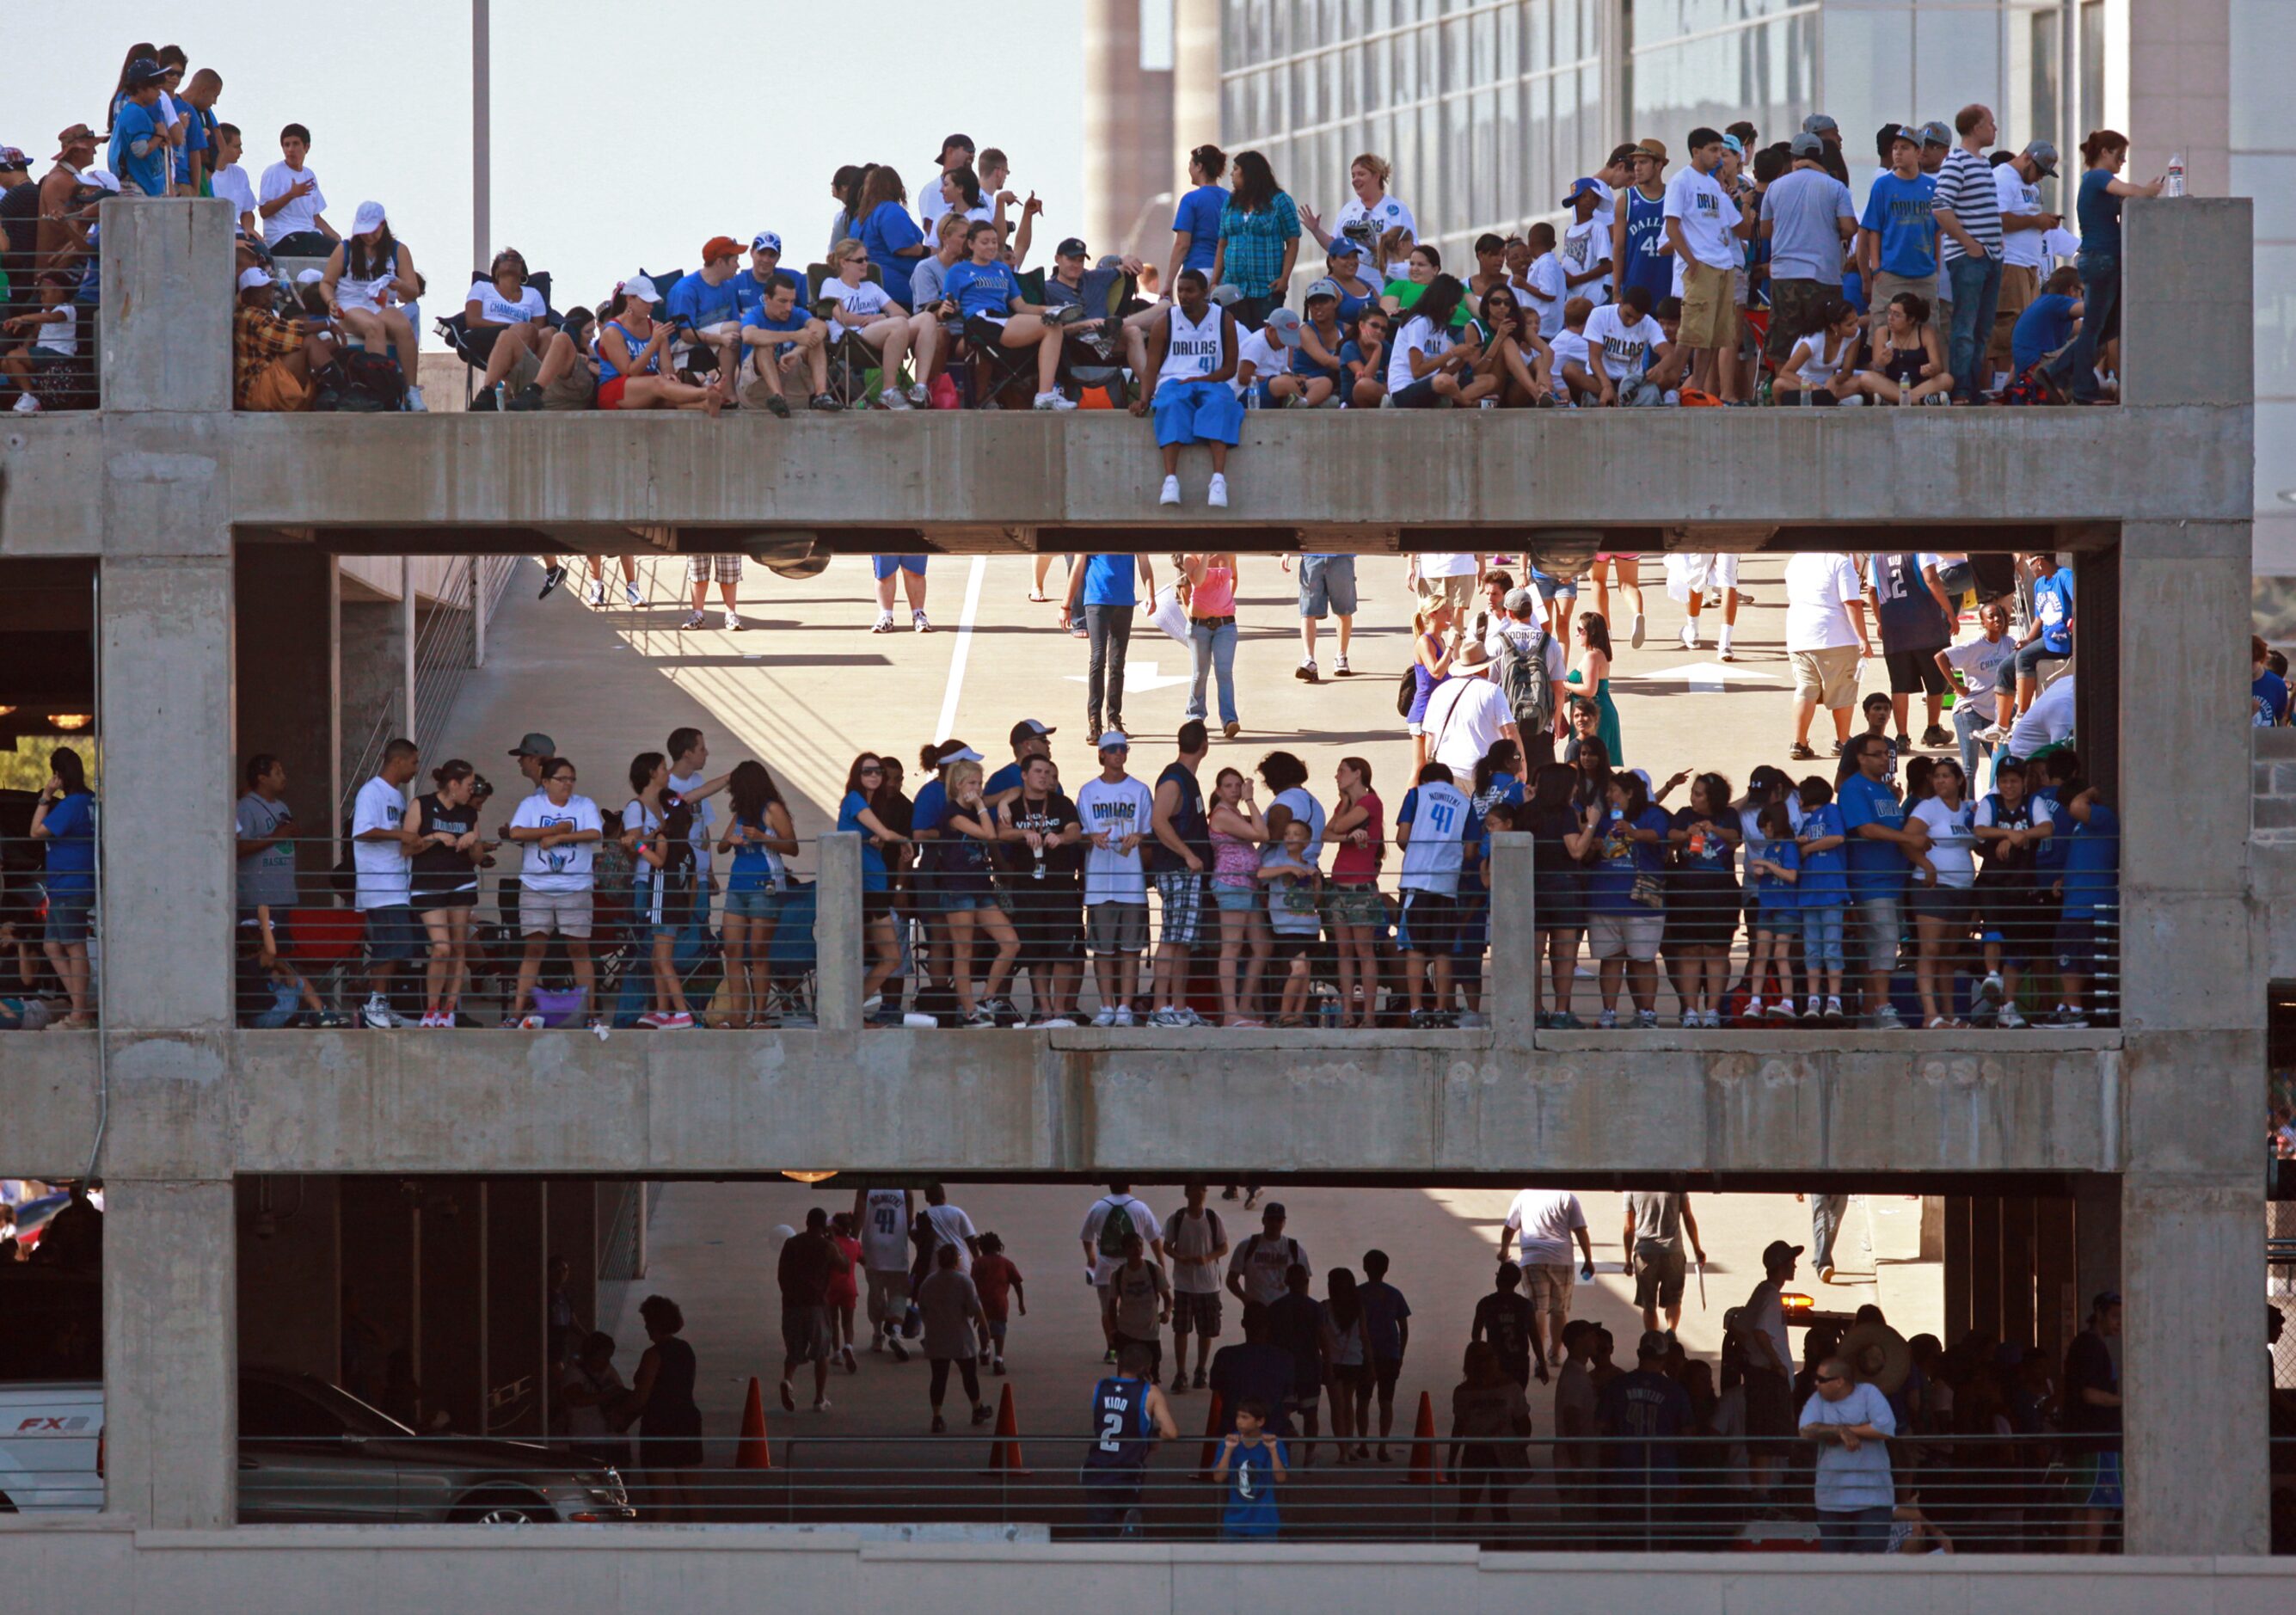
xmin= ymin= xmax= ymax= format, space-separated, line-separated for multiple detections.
xmin=351 ymin=774 xmax=410 ymax=911
xmin=1266 ymin=785 xmax=1326 ymax=867
xmin=666 ymin=770 xmax=716 ymax=875
xmin=1662 ymin=164 xmax=1739 ymax=270
xmin=1582 ymin=304 xmax=1658 ymax=379
xmin=1993 ymin=165 xmax=2047 ymax=271
xmin=513 ymin=792 xmax=604 ymax=892
xmin=1909 ymin=797 xmax=1979 ymax=887
xmin=210 ymin=163 xmax=258 ymax=225
xmin=257 ymin=160 xmax=327 ymax=244
xmin=1974 ymin=791 xmax=2054 ymax=835
xmin=1504 ymin=1189 xmax=1587 ymax=1266
xmin=2006 ymin=674 xmax=2075 ymax=758
xmin=1333 ymin=193 xmax=1416 ymax=249
xmin=1588 ymin=174 xmax=1618 ymax=228
xmin=1080 ymin=1194 xmax=1159 ymax=1285
xmin=1415 ymin=552 xmax=1481 ymax=580
xmin=1227 ymin=1231 xmax=1309 ymax=1307
xmin=1549 ymin=326 xmax=1591 ymax=379
xmin=1234 ymin=325 xmax=1286 ymax=396
xmin=1783 ymin=552 xmax=1865 ymax=652
xmin=1790 ymin=327 xmax=1857 ymax=388
xmin=1387 ymin=315 xmax=1453 ymax=391
xmin=922 ymin=1201 xmax=979 ymax=1274
xmin=1561 ymin=218 xmax=1611 ymax=305
xmin=1421 ymin=675 xmax=1512 ymax=774
xmin=466 ymin=279 xmax=547 ymax=328
xmin=1743 ymin=1280 xmax=1791 ymax=1374
xmin=1520 ymin=254 xmax=1568 ymax=336
xmin=820 ymin=277 xmax=896 ymax=325
xmin=1074 ymin=774 xmax=1156 ymax=905
xmin=1941 ymin=631 xmax=2016 ymax=698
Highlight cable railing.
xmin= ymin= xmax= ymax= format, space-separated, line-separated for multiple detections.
xmin=338 ymin=556 xmax=519 ymax=824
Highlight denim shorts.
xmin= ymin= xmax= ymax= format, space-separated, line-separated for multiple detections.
xmin=43 ymin=889 xmax=92 ymax=945
xmin=723 ymin=886 xmax=785 ymax=921
xmin=1298 ymin=555 xmax=1358 ymax=619
xmin=361 ymin=902 xmax=426 ymax=963
xmin=1211 ymin=881 xmax=1259 ymax=914
xmin=1801 ymin=905 xmax=1846 ymax=973
xmin=940 ymin=890 xmax=991 ymax=913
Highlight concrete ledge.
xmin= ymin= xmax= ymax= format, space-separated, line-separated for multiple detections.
xmin=0 ymin=404 xmax=2255 ymax=556
xmin=4 ymin=1030 xmax=2115 ymax=1179
xmin=2 ymin=1525 xmax=2291 ymax=1612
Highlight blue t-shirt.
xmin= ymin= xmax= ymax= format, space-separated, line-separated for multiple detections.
xmin=1796 ymin=802 xmax=1850 ymax=905
xmin=743 ymin=303 xmax=811 ymax=354
xmin=1838 ymin=773 xmax=1909 ymax=899
xmin=1357 ymin=1280 xmax=1412 ymax=1361
xmin=2059 ymin=802 xmax=2119 ymax=917
xmin=943 ymin=259 xmax=1022 ymax=320
xmin=2011 ymin=293 xmax=2077 ymax=375
xmin=1753 ymin=837 xmax=1802 ymax=906
xmin=2030 ymin=568 xmax=2074 ymax=655
xmin=726 ymin=811 xmax=781 ymax=893
xmin=1859 ymin=172 xmax=1939 ymax=279
xmin=2031 ymin=785 xmax=2070 ymax=875
xmin=665 ymin=271 xmax=740 ymax=330
xmin=732 ymin=270 xmax=806 ymax=325
xmin=1082 ymin=554 xmax=1139 ymax=608
xmin=179 ymin=103 xmax=211 ymax=187
xmin=1589 ymin=805 xmax=1672 ymax=913
xmin=984 ymin=762 xmax=1026 ymax=797
xmin=911 ymin=778 xmax=949 ymax=874
xmin=109 ymin=101 xmax=170 ymax=199
xmin=2076 ymin=168 xmax=2121 ymax=258
xmin=40 ymin=791 xmax=96 ymax=893
xmin=2256 ymin=670 xmax=2291 ymax=726
xmin=837 ymin=790 xmax=888 ymax=893
xmin=859 ymin=201 xmax=925 ymax=272
xmin=1221 ymin=1437 xmax=1286 ymax=1539
xmin=1171 ymin=183 xmax=1227 ymax=273
xmin=1671 ymin=808 xmax=1735 ymax=876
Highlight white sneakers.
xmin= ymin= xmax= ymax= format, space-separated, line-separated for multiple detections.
xmin=585 ymin=580 xmax=605 ymax=607
xmin=1207 ymin=473 xmax=1229 ymax=508
xmin=912 ymin=610 xmax=932 ymax=634
xmin=878 ymin=388 xmax=912 ymax=411
xmin=1032 ymin=390 xmax=1077 ymax=411
xmin=871 ymin=609 xmax=895 ymax=633
xmin=1680 ymin=622 xmax=1699 ymax=649
xmin=1717 ymin=627 xmax=1735 ymax=661
xmin=9 ymin=392 xmax=40 ymax=414
xmin=1630 ymin=612 xmax=1647 ymax=648
xmin=623 ymin=581 xmax=642 ymax=607
xmin=1159 ymin=475 xmax=1182 ymax=507
xmin=404 ymin=385 xmax=427 ymax=413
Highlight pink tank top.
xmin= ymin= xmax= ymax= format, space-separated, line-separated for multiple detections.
xmin=1191 ymin=562 xmax=1237 ymax=617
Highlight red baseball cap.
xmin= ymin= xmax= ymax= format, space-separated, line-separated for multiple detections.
xmin=700 ymin=235 xmax=742 ymax=262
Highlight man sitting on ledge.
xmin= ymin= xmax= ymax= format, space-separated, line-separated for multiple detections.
xmin=233 ymin=267 xmax=333 ymax=411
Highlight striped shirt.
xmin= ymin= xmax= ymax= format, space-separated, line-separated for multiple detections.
xmin=1934 ymin=148 xmax=2003 ymax=262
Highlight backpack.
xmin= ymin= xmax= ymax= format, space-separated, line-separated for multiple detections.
xmin=1095 ymin=1197 xmax=1139 ymax=1260
xmin=1493 ymin=623 xmax=1555 ymax=735
xmin=1395 ymin=664 xmax=1419 ymax=719
xmin=1998 ymin=362 xmax=2065 ymax=406
xmin=333 ymin=347 xmax=405 ymax=412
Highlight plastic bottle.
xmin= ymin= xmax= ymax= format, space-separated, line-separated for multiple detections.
xmin=2165 ymin=153 xmax=2186 ymax=197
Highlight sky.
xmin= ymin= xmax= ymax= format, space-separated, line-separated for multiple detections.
xmin=31 ymin=2 xmax=1087 ymax=311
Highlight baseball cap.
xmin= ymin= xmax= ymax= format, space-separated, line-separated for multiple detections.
xmin=2022 ymin=139 xmax=2061 ymax=178
xmin=939 ymin=744 xmax=985 ymax=765
xmin=1262 ymin=1201 xmax=1286 ymax=1220
xmin=236 ymin=266 xmax=273 ymax=292
xmin=1721 ymin=133 xmax=1744 ymax=157
xmin=1561 ymin=175 xmax=1601 ymax=206
xmin=621 ymin=275 xmax=660 ymax=304
xmin=1635 ymin=138 xmax=1669 ymax=163
xmin=1502 ymin=586 xmax=1537 ymax=614
xmin=752 ymin=230 xmax=783 ymax=255
xmin=1326 ymin=235 xmax=1362 ymax=260
xmin=2093 ymin=1289 xmax=2123 ymax=1311
xmin=1265 ymin=306 xmax=1304 ymax=347
xmin=507 ymin=732 xmax=557 ymax=758
xmin=0 ymin=147 xmax=28 ymax=171
xmin=1636 ymin=1329 xmax=1671 ymax=1360
xmin=352 ymin=200 xmax=387 ymax=236
xmin=1096 ymin=731 xmax=1129 ymax=752
xmin=1302 ymin=277 xmax=1342 ymax=304
xmin=1921 ymin=120 xmax=1952 ymax=147
xmin=123 ymin=57 xmax=167 ymax=89
xmin=1762 ymin=1239 xmax=1804 ymax=1269
xmin=1892 ymin=126 xmax=1923 ymax=147
xmin=701 ymin=235 xmax=742 ymax=261
xmin=1009 ymin=719 xmax=1057 ymax=746
xmin=1790 ymin=132 xmax=1824 ymax=159
xmin=54 ymin=122 xmax=96 ymax=156
xmin=80 ymin=171 xmax=120 ymax=194
xmin=1802 ymin=113 xmax=1839 ymax=136
xmin=936 ymin=132 xmax=975 ymax=163
xmin=1207 ymin=284 xmax=1243 ymax=307
xmin=294 ymin=267 xmax=326 ymax=286
xmin=1054 ymin=236 xmax=1088 ymax=260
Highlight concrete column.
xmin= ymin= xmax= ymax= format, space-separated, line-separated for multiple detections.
xmin=1487 ymin=831 xmax=1535 ymax=1046
xmin=1943 ymin=1194 xmax=1972 ymax=1345
xmin=1084 ymin=0 xmax=1176 ymax=264
xmin=1999 ymin=1195 xmax=2037 ymax=1348
xmin=99 ymin=198 xmax=234 ymax=411
xmin=2126 ymin=0 xmax=2230 ymax=197
xmin=339 ymin=594 xmax=412 ymax=803
xmin=815 ymin=831 xmax=864 ymax=1033
xmin=1171 ymin=0 xmax=1221 ymax=190
xmin=102 ymin=555 xmax=236 ymax=1032
xmin=2121 ymin=200 xmax=2251 ymax=408
xmin=235 ymin=547 xmax=338 ymax=893
xmin=104 ymin=1178 xmax=236 ymax=1527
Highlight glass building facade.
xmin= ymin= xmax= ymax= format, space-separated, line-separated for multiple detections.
xmin=1220 ymin=0 xmax=2079 ymax=269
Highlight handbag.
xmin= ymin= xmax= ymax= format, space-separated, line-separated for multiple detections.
xmin=1629 ymin=872 xmax=1666 ymax=909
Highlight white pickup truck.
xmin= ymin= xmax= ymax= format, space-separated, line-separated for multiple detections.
xmin=0 ymin=1380 xmax=102 ymax=1513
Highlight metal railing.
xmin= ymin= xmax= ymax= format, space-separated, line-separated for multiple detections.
xmin=339 ymin=556 xmax=519 ymax=822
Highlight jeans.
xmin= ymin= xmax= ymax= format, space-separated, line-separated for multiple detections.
xmin=1810 ymin=1193 xmax=1851 ymax=1270
xmin=1953 ymin=696 xmax=1992 ymax=785
xmin=1085 ymin=604 xmax=1134 ymax=728
xmin=1801 ymin=906 xmax=1845 ymax=974
xmin=1946 ymin=254 xmax=2004 ymax=400
xmin=1816 ymin=1504 xmax=1894 ymax=1553
xmin=1187 ymin=618 xmax=1237 ymax=724
xmin=2058 ymin=252 xmax=2119 ymax=402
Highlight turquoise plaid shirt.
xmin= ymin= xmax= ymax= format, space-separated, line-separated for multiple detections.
xmin=1217 ymin=193 xmax=1301 ymax=295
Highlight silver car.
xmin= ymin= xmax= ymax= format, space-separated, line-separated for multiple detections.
xmin=239 ymin=1366 xmax=635 ymax=1524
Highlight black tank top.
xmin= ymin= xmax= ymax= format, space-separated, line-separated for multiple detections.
xmin=409 ymin=793 xmax=477 ymax=893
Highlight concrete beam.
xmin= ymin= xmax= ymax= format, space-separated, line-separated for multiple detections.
xmin=101 ymin=1178 xmax=236 ymax=1529
xmin=97 ymin=199 xmax=233 ymax=414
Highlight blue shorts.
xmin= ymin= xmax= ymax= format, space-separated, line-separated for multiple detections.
xmin=1212 ymin=881 xmax=1259 ymax=913
xmin=1151 ymin=379 xmax=1244 ymax=448
xmin=1298 ymin=555 xmax=1358 ymax=618
xmin=723 ymin=886 xmax=785 ymax=920
xmin=1532 ymin=572 xmax=1578 ymax=602
xmin=43 ymin=889 xmax=92 ymax=945
xmin=873 ymin=556 xmax=926 ymax=580
xmin=361 ymin=903 xmax=425 ymax=964
xmin=1390 ymin=375 xmax=1445 ymax=408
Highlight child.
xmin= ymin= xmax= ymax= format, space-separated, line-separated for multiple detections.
xmin=1213 ymin=1397 xmax=1289 ymax=1539
xmin=971 ymin=1231 xmax=1026 ymax=1375
xmin=1795 ymin=776 xmax=1851 ymax=1022
xmin=1395 ymin=760 xmax=1478 ymax=1028
xmin=1258 ymin=819 xmax=1323 ymax=1026
xmin=1860 ymin=692 xmax=1902 ymax=787
xmin=1743 ymin=800 xmax=1802 ymax=1019
xmin=1341 ymin=307 xmax=1390 ymax=408
xmin=827 ymin=1213 xmax=864 ymax=1372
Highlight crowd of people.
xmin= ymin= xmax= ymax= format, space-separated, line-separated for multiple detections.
xmin=3 ymin=45 xmax=2162 ymax=427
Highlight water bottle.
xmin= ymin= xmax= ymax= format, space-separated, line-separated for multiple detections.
xmin=2164 ymin=153 xmax=2186 ymax=197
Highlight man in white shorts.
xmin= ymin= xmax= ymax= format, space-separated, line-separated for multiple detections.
xmin=504 ymin=755 xmax=604 ymax=1029
xmin=853 ymin=1182 xmax=917 ymax=1359
xmin=1499 ymin=1188 xmax=1595 ymax=1373
xmin=1080 ymin=1182 xmax=1163 ymax=1363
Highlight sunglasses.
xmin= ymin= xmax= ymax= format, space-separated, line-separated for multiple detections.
xmin=1817 ymin=1373 xmax=1847 ymax=1385
xmin=859 ymin=765 xmax=884 ymax=775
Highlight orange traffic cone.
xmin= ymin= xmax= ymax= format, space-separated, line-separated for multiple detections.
xmin=1401 ymin=1389 xmax=1444 ymax=1484
xmin=1196 ymin=1390 xmax=1227 ymax=1479
xmin=734 ymin=1376 xmax=771 ymax=1470
xmin=984 ymin=1381 xmax=1030 ymax=1476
